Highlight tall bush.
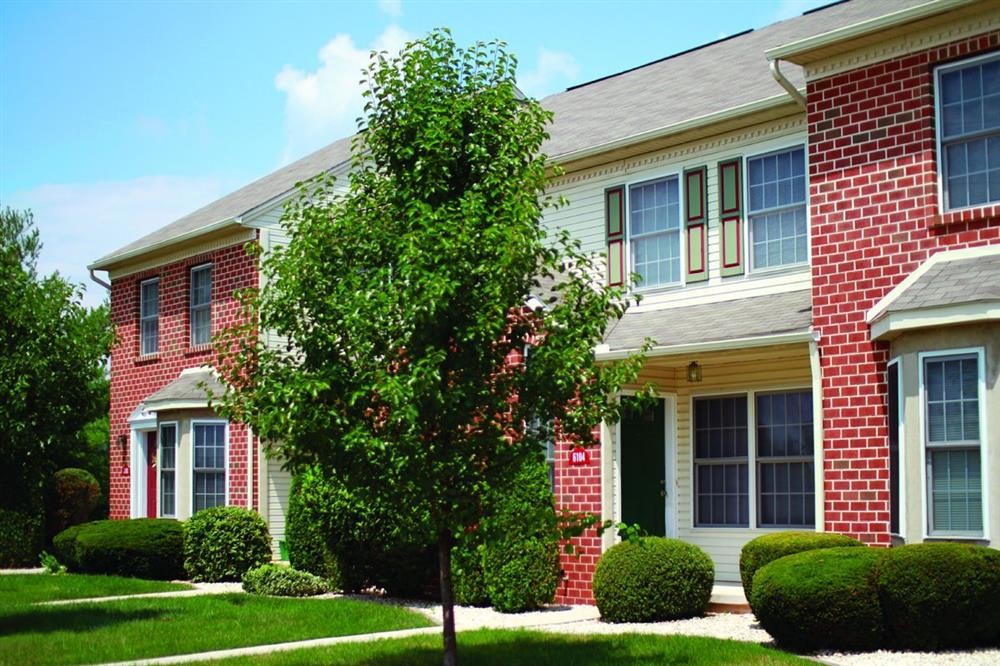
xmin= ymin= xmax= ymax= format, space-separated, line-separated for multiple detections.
xmin=46 ymin=468 xmax=101 ymax=541
xmin=183 ymin=507 xmax=271 ymax=582
xmin=285 ymin=471 xmax=342 ymax=586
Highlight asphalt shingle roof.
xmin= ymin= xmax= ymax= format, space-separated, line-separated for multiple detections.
xmin=885 ymin=252 xmax=1000 ymax=314
xmin=144 ymin=368 xmax=225 ymax=408
xmin=603 ymin=289 xmax=812 ymax=351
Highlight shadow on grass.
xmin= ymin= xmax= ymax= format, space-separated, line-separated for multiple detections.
xmin=0 ymin=605 xmax=166 ymax=636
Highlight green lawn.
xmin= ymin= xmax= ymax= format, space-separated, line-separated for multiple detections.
xmin=0 ymin=573 xmax=191 ymax=607
xmin=203 ymin=629 xmax=810 ymax=665
xmin=0 ymin=593 xmax=433 ymax=665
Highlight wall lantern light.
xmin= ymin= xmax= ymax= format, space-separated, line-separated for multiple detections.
xmin=687 ymin=361 xmax=703 ymax=383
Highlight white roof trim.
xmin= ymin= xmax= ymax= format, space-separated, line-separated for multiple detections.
xmin=866 ymin=244 xmax=1000 ymax=324
xmin=89 ymin=217 xmax=242 ymax=271
xmin=765 ymin=0 xmax=979 ymax=62
xmin=871 ymin=302 xmax=1000 ymax=340
xmin=594 ymin=329 xmax=812 ymax=361
xmin=143 ymin=398 xmax=215 ymax=412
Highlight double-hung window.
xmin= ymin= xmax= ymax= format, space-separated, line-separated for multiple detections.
xmin=923 ymin=353 xmax=983 ymax=536
xmin=158 ymin=422 xmax=177 ymax=517
xmin=747 ymin=146 xmax=807 ymax=270
xmin=140 ymin=279 xmax=159 ymax=355
xmin=190 ymin=264 xmax=212 ymax=346
xmin=629 ymin=176 xmax=681 ymax=289
xmin=193 ymin=422 xmax=226 ymax=512
xmin=937 ymin=53 xmax=1000 ymax=210
xmin=694 ymin=390 xmax=814 ymax=528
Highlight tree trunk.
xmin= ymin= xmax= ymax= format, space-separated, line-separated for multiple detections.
xmin=438 ymin=530 xmax=458 ymax=666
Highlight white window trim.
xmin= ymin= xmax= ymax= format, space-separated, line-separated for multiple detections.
xmin=744 ymin=144 xmax=811 ymax=275
xmin=613 ymin=390 xmax=677 ymax=538
xmin=190 ymin=419 xmax=229 ymax=515
xmin=189 ymin=262 xmax=213 ymax=347
xmin=624 ymin=170 xmax=686 ymax=293
xmin=887 ymin=357 xmax=906 ymax=538
xmin=157 ymin=421 xmax=179 ymax=518
xmin=688 ymin=385 xmax=815 ymax=531
xmin=934 ymin=51 xmax=1000 ymax=214
xmin=139 ymin=277 xmax=160 ymax=356
xmin=917 ymin=347 xmax=989 ymax=540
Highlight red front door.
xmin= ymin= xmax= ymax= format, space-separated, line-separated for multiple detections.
xmin=146 ymin=431 xmax=157 ymax=518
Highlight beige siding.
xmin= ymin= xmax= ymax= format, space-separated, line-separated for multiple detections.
xmin=544 ymin=115 xmax=811 ymax=311
xmin=612 ymin=343 xmax=814 ymax=582
xmin=266 ymin=456 xmax=292 ymax=560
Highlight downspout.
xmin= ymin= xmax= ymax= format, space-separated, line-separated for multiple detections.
xmin=769 ymin=59 xmax=806 ymax=109
xmin=809 ymin=329 xmax=825 ymax=533
xmin=89 ymin=268 xmax=111 ymax=291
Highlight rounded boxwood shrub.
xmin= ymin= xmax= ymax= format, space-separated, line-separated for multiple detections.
xmin=751 ymin=546 xmax=883 ymax=652
xmin=183 ymin=507 xmax=271 ymax=582
xmin=242 ymin=563 xmax=328 ymax=597
xmin=46 ymin=468 xmax=102 ymax=541
xmin=592 ymin=537 xmax=714 ymax=623
xmin=875 ymin=543 xmax=1000 ymax=650
xmin=0 ymin=508 xmax=44 ymax=568
xmin=52 ymin=519 xmax=184 ymax=579
xmin=740 ymin=531 xmax=862 ymax=604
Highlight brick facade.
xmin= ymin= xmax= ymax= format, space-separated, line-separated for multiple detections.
xmin=809 ymin=33 xmax=1000 ymax=545
xmin=108 ymin=238 xmax=258 ymax=518
xmin=554 ymin=429 xmax=602 ymax=605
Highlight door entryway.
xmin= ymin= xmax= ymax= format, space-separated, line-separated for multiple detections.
xmin=145 ymin=431 xmax=157 ymax=518
xmin=620 ymin=396 xmax=673 ymax=537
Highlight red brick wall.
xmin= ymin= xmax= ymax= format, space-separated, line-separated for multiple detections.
xmin=554 ymin=427 xmax=602 ymax=605
xmin=108 ymin=238 xmax=258 ymax=518
xmin=809 ymin=33 xmax=1000 ymax=544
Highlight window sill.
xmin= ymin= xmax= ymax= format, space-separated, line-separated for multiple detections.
xmin=135 ymin=354 xmax=161 ymax=366
xmin=185 ymin=344 xmax=213 ymax=357
xmin=929 ymin=202 xmax=1000 ymax=229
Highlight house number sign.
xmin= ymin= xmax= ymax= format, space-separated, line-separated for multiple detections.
xmin=121 ymin=466 xmax=130 ymax=476
xmin=570 ymin=446 xmax=590 ymax=466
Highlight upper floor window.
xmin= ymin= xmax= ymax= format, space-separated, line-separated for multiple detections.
xmin=190 ymin=264 xmax=212 ymax=346
xmin=937 ymin=53 xmax=1000 ymax=210
xmin=747 ymin=146 xmax=807 ymax=270
xmin=139 ymin=278 xmax=159 ymax=355
xmin=629 ymin=176 xmax=681 ymax=289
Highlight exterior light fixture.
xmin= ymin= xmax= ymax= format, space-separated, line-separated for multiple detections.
xmin=687 ymin=361 xmax=702 ymax=383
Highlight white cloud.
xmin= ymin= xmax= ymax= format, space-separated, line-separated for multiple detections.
xmin=517 ymin=48 xmax=580 ymax=100
xmin=377 ymin=0 xmax=402 ymax=18
xmin=7 ymin=176 xmax=231 ymax=308
xmin=274 ymin=25 xmax=411 ymax=164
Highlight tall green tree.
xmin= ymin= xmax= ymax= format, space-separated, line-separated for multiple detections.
xmin=215 ymin=30 xmax=646 ymax=665
xmin=0 ymin=207 xmax=112 ymax=517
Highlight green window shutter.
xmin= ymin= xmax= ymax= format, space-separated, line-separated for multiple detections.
xmin=606 ymin=186 xmax=625 ymax=286
xmin=718 ymin=158 xmax=744 ymax=278
xmin=684 ymin=166 xmax=708 ymax=283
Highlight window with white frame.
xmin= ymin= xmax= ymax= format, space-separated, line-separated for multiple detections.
xmin=190 ymin=264 xmax=212 ymax=346
xmin=193 ymin=422 xmax=226 ymax=512
xmin=923 ymin=353 xmax=983 ymax=536
xmin=694 ymin=390 xmax=814 ymax=528
xmin=159 ymin=422 xmax=176 ymax=517
xmin=937 ymin=53 xmax=1000 ymax=210
xmin=629 ymin=176 xmax=681 ymax=288
xmin=140 ymin=279 xmax=159 ymax=355
xmin=747 ymin=146 xmax=807 ymax=270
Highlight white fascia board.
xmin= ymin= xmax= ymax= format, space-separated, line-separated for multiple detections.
xmin=765 ymin=0 xmax=980 ymax=62
xmin=88 ymin=218 xmax=241 ymax=271
xmin=143 ymin=399 xmax=213 ymax=412
xmin=870 ymin=302 xmax=1000 ymax=340
xmin=594 ymin=329 xmax=812 ymax=361
xmin=867 ymin=244 xmax=1000 ymax=324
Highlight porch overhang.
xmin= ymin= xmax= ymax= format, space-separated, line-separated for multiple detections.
xmin=143 ymin=367 xmax=225 ymax=412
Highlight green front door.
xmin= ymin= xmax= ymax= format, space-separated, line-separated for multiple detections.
xmin=620 ymin=396 xmax=666 ymax=537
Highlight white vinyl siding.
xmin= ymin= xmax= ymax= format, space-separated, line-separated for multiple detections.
xmin=140 ymin=279 xmax=159 ymax=355
xmin=190 ymin=264 xmax=212 ymax=346
xmin=747 ymin=146 xmax=807 ymax=270
xmin=937 ymin=53 xmax=1000 ymax=210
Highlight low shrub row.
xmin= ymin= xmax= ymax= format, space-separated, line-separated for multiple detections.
xmin=51 ymin=506 xmax=271 ymax=582
xmin=242 ymin=563 xmax=328 ymax=596
xmin=750 ymin=541 xmax=1000 ymax=652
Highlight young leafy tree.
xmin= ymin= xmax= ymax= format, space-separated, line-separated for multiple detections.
xmin=215 ymin=30 xmax=646 ymax=665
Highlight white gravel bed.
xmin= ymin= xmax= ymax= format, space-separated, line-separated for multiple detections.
xmin=0 ymin=568 xmax=45 ymax=575
xmin=541 ymin=611 xmax=771 ymax=643
xmin=819 ymin=647 xmax=1000 ymax=666
xmin=400 ymin=599 xmax=600 ymax=630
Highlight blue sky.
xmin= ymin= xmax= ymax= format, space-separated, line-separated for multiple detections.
xmin=1 ymin=0 xmax=828 ymax=306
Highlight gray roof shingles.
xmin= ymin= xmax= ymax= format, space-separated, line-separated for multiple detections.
xmin=144 ymin=368 xmax=225 ymax=407
xmin=885 ymin=253 xmax=1000 ymax=314
xmin=94 ymin=0 xmax=924 ymax=267
xmin=604 ymin=289 xmax=812 ymax=351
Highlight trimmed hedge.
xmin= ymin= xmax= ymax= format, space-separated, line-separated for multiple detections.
xmin=242 ymin=564 xmax=328 ymax=597
xmin=52 ymin=519 xmax=184 ymax=579
xmin=0 ymin=508 xmax=44 ymax=568
xmin=183 ymin=506 xmax=271 ymax=582
xmin=46 ymin=468 xmax=101 ymax=541
xmin=751 ymin=547 xmax=884 ymax=652
xmin=592 ymin=537 xmax=714 ymax=623
xmin=285 ymin=473 xmax=342 ymax=587
xmin=739 ymin=531 xmax=862 ymax=604
xmin=875 ymin=543 xmax=1000 ymax=650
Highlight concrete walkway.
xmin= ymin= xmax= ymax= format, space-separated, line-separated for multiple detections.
xmin=39 ymin=582 xmax=242 ymax=606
